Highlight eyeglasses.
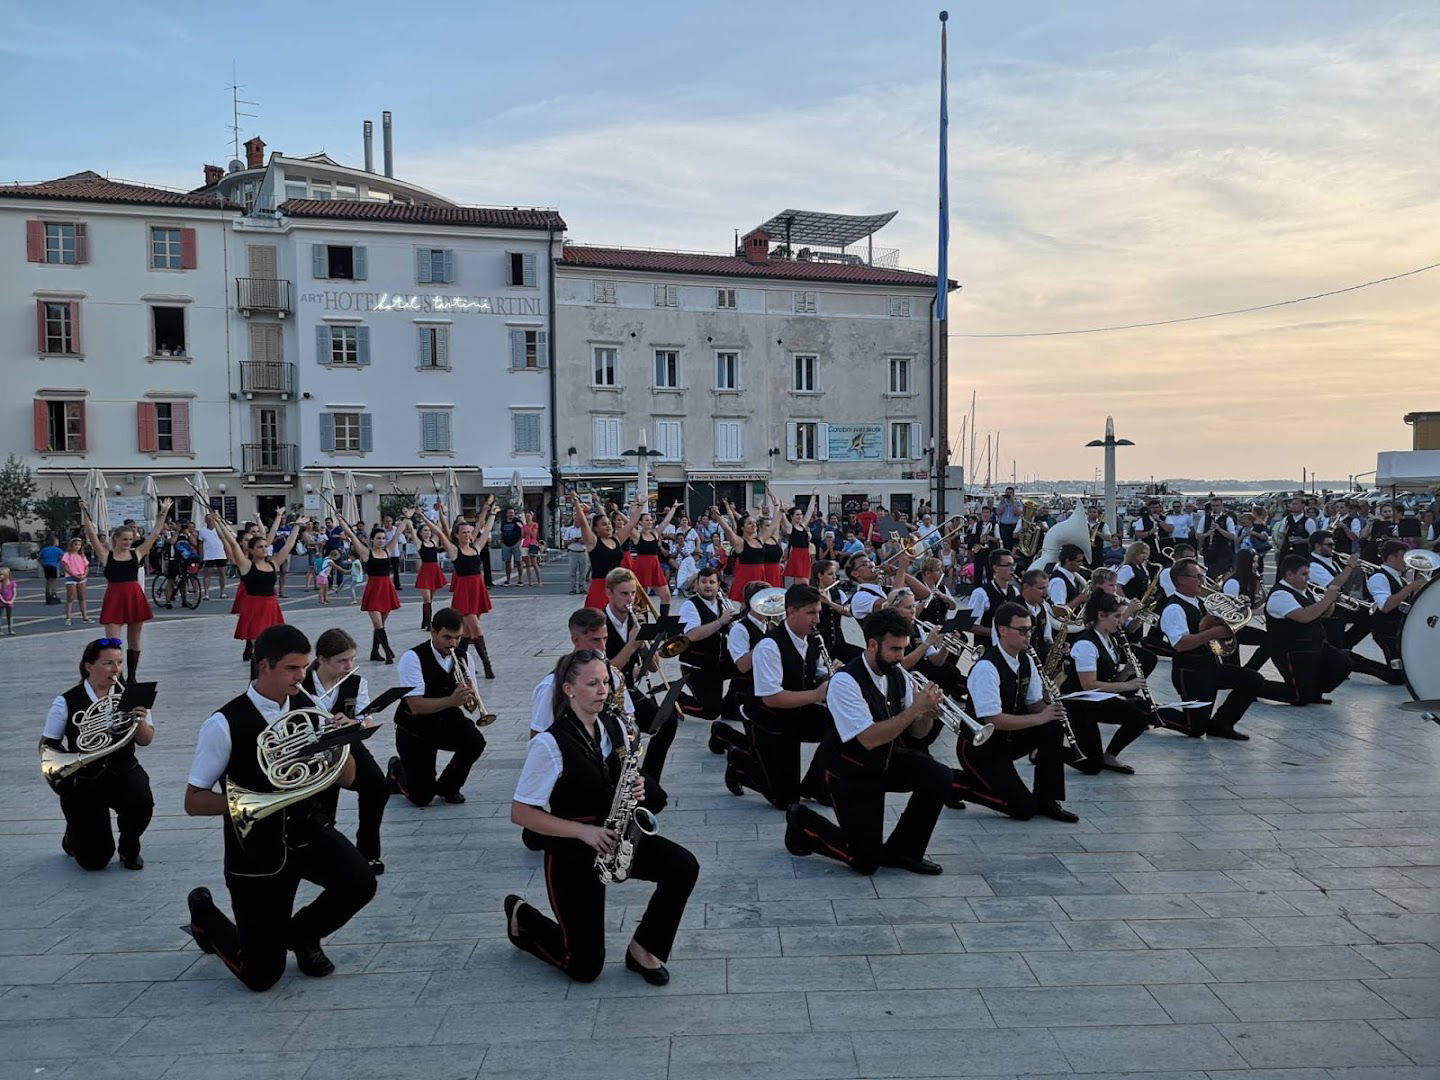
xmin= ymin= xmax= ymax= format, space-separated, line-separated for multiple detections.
xmin=1002 ymin=623 xmax=1033 ymax=634
xmin=96 ymin=637 xmax=122 ymax=648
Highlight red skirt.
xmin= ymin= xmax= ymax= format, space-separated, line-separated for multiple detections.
xmin=620 ymin=550 xmax=637 ymax=571
xmin=584 ymin=577 xmax=609 ymax=609
xmin=414 ymin=563 xmax=447 ymax=591
xmin=362 ymin=576 xmax=401 ymax=613
xmin=783 ymin=548 xmax=813 ymax=579
xmin=761 ymin=561 xmax=784 ymax=587
xmin=234 ymin=593 xmax=283 ymax=640
xmin=730 ymin=561 xmax=765 ymax=593
xmin=631 ymin=554 xmax=666 ymax=588
xmin=450 ymin=572 xmax=492 ymax=616
xmin=100 ymin=581 xmax=152 ymax=626
xmin=230 ymin=580 xmax=247 ymax=615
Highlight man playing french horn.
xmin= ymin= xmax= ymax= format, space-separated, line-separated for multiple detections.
xmin=186 ymin=625 xmax=377 ymax=991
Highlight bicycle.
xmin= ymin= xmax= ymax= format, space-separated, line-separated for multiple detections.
xmin=151 ymin=560 xmax=204 ymax=610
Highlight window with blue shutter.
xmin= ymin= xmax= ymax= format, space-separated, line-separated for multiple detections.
xmin=315 ymin=324 xmax=331 ymax=365
xmin=319 ymin=412 xmax=335 ymax=452
xmin=352 ymin=246 xmax=367 ymax=280
xmin=441 ymin=249 xmax=454 ymax=284
xmin=312 ymin=244 xmax=327 ymax=279
xmin=358 ymin=412 xmax=373 ymax=452
xmin=420 ymin=409 xmax=453 ymax=452
xmin=509 ymin=329 xmax=525 ymax=370
xmin=513 ymin=412 xmax=541 ymax=454
xmin=508 ymin=252 xmax=537 ymax=287
xmin=418 ymin=327 xmax=432 ymax=368
xmin=535 ymin=330 xmax=549 ymax=368
xmin=437 ymin=411 xmax=452 ymax=451
xmin=416 ymin=248 xmax=432 ymax=285
xmin=356 ymin=325 xmax=371 ymax=366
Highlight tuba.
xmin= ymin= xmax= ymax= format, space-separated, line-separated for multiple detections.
xmin=39 ymin=690 xmax=141 ymax=789
xmin=1036 ymin=506 xmax=1092 ymax=570
xmin=225 ymin=702 xmax=352 ymax=840
xmin=1016 ymin=500 xmax=1042 ymax=558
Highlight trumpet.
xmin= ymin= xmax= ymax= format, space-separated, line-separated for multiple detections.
xmin=453 ymin=651 xmax=498 ymax=727
xmin=916 ymin=619 xmax=981 ymax=663
xmin=906 ymin=669 xmax=993 ymax=744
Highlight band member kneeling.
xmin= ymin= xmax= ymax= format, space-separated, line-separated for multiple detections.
xmin=42 ymin=637 xmax=155 ymax=870
xmin=185 ymin=625 xmax=376 ymax=990
xmin=506 ymin=650 xmax=698 ymax=985
xmin=1060 ymin=593 xmax=1151 ymax=775
xmin=785 ymin=609 xmax=952 ymax=875
xmin=1265 ymin=555 xmax=1358 ymax=705
xmin=387 ymin=607 xmax=487 ymax=805
xmin=956 ymin=602 xmax=1079 ymax=823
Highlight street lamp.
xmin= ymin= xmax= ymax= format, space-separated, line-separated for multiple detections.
xmin=1085 ymin=416 xmax=1135 ymax=534
xmin=621 ymin=428 xmax=664 ymax=507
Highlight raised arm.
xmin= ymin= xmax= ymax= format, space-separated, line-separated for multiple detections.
xmin=79 ymin=502 xmax=110 ymax=562
xmin=657 ymin=501 xmax=680 ymax=533
xmin=133 ymin=499 xmax=173 ymax=559
xmin=716 ymin=503 xmax=744 ymax=548
xmin=273 ymin=517 xmax=309 ymax=566
xmin=613 ymin=495 xmax=645 ymax=546
xmin=568 ymin=492 xmax=597 ymax=551
xmin=474 ymin=495 xmax=497 ymax=549
xmin=213 ymin=515 xmax=251 ymax=574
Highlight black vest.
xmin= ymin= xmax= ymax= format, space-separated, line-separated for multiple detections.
xmin=1061 ymin=629 xmax=1120 ymax=695
xmin=1202 ymin=512 xmax=1235 ymax=555
xmin=979 ymin=580 xmax=1017 ymax=628
xmin=544 ymin=708 xmax=624 ymax=827
xmin=818 ymin=601 xmax=846 ymax=657
xmin=605 ymin=608 xmax=641 ymax=687
xmin=1161 ymin=593 xmax=1213 ymax=670
xmin=770 ymin=625 xmax=822 ymax=692
xmin=1120 ymin=564 xmax=1150 ymax=601
xmin=918 ymin=591 xmax=949 ymax=625
xmin=1370 ymin=566 xmax=1406 ymax=638
xmin=968 ymin=646 xmax=1032 ymax=718
xmin=680 ymin=596 xmax=723 ymax=668
xmin=57 ymin=682 xmax=138 ymax=782
xmin=395 ymin=644 xmax=462 ymax=734
xmin=820 ymin=658 xmax=907 ymax=779
xmin=1053 ymin=568 xmax=1081 ymax=602
xmin=850 ymin=583 xmax=887 ymax=623
xmin=1134 ymin=514 xmax=1156 ymax=538
xmin=1281 ymin=515 xmax=1310 ymax=553
xmin=1266 ymin=581 xmax=1324 ymax=651
xmin=301 ymin=669 xmax=363 ymax=718
xmin=731 ymin=617 xmax=769 ymax=706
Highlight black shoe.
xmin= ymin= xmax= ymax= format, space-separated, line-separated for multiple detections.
xmin=881 ymin=854 xmax=944 ymax=876
xmin=438 ymin=789 xmax=466 ymax=805
xmin=119 ymin=852 xmax=144 ymax=871
xmin=1036 ymin=800 xmax=1079 ymax=823
xmin=386 ymin=756 xmax=404 ymax=796
xmin=369 ymin=858 xmax=385 ymax=876
xmin=61 ymin=831 xmax=73 ymax=858
xmin=708 ymin=721 xmax=731 ymax=755
xmin=1209 ymin=727 xmax=1251 ymax=741
xmin=187 ymin=888 xmax=216 ymax=954
xmin=292 ymin=940 xmax=335 ymax=978
xmin=504 ymin=894 xmax=526 ymax=949
xmin=625 ymin=949 xmax=670 ymax=986
xmin=723 ymin=752 xmax=744 ymax=797
xmin=783 ymin=804 xmax=812 ymax=857
xmin=1100 ymin=760 xmax=1136 ymax=775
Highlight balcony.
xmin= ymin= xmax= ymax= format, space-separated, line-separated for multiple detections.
xmin=240 ymin=361 xmax=296 ymax=399
xmin=237 ymin=277 xmax=292 ymax=317
xmin=242 ymin=442 xmax=298 ymax=482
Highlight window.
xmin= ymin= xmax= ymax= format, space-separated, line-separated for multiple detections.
xmin=33 ymin=399 xmax=85 ymax=452
xmin=655 ymin=420 xmax=682 ymax=462
xmin=654 ymin=349 xmax=680 ymax=388
xmin=508 ymin=251 xmax=537 ymax=287
xmin=593 ymin=280 xmax=616 ymax=304
xmin=417 ymin=325 xmax=449 ymax=369
xmin=38 ymin=301 xmax=79 ymax=355
xmin=29 ymin=221 xmax=85 ymax=264
xmin=714 ymin=350 xmax=739 ymax=391
xmin=716 ymin=287 xmax=736 ymax=309
xmin=310 ymin=181 xmax=333 ymax=201
xmin=284 ymin=179 xmax=308 ymax=201
xmin=653 ymin=284 xmax=678 ymax=307
xmin=311 ymin=243 xmax=367 ymax=280
xmin=889 ymin=421 xmax=922 ymax=460
xmin=416 ymin=248 xmax=454 ymax=284
xmin=715 ymin=420 xmax=742 ymax=462
xmin=509 ymin=328 xmax=549 ymax=369
xmin=152 ymin=306 xmax=186 ymax=357
xmin=593 ymin=416 xmax=622 ymax=459
xmin=326 ymin=325 xmax=364 ymax=367
xmin=888 ymin=296 xmax=913 ymax=318
xmin=321 ymin=411 xmax=372 ymax=453
xmin=793 ymin=353 xmax=817 ymax=392
xmin=208 ymin=495 xmax=238 ymax=523
xmin=335 ymin=182 xmax=357 ymax=199
xmin=888 ymin=357 xmax=911 ymax=394
xmin=138 ymin=400 xmax=191 ymax=454
xmin=592 ymin=346 xmax=618 ymax=387
xmin=151 ymin=227 xmax=183 ymax=269
xmin=512 ymin=412 xmax=543 ymax=454
xmin=794 ymin=422 xmax=819 ymax=461
xmin=793 ymin=290 xmax=817 ymax=313
xmin=419 ymin=409 xmax=453 ymax=453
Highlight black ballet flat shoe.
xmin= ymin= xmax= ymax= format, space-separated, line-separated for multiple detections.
xmin=292 ymin=940 xmax=335 ymax=978
xmin=368 ymin=859 xmax=385 ymax=876
xmin=881 ymin=854 xmax=944 ymax=876
xmin=438 ymin=789 xmax=466 ymax=805
xmin=386 ymin=756 xmax=404 ymax=796
xmin=187 ymin=888 xmax=216 ymax=954
xmin=504 ymin=894 xmax=526 ymax=949
xmin=119 ymin=852 xmax=144 ymax=871
xmin=1100 ymin=760 xmax=1136 ymax=775
xmin=708 ymin=721 xmax=731 ymax=755
xmin=1209 ymin=727 xmax=1251 ymax=741
xmin=783 ymin=804 xmax=812 ymax=858
xmin=723 ymin=752 xmax=744 ymax=797
xmin=944 ymin=793 xmax=967 ymax=811
xmin=1036 ymin=800 xmax=1080 ymax=824
xmin=61 ymin=831 xmax=73 ymax=858
xmin=624 ymin=949 xmax=670 ymax=986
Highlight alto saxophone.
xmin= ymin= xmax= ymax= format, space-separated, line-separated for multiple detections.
xmin=595 ymin=709 xmax=658 ymax=885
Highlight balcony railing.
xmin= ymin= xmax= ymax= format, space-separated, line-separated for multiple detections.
xmin=242 ymin=442 xmax=298 ymax=480
xmin=240 ymin=361 xmax=295 ymax=398
xmin=237 ymin=277 xmax=292 ymax=316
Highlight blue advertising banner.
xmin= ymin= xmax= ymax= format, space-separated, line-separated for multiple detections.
xmin=828 ymin=424 xmax=883 ymax=461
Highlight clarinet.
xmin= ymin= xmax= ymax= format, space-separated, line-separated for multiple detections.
xmin=1025 ymin=647 xmax=1078 ymax=751
xmin=1112 ymin=631 xmax=1163 ymax=729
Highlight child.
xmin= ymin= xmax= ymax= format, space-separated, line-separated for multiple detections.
xmin=315 ymin=551 xmax=336 ymax=606
xmin=347 ymin=554 xmax=364 ymax=605
xmin=0 ymin=567 xmax=15 ymax=635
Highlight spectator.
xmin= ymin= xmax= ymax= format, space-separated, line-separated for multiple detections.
xmin=38 ymin=535 xmax=63 ymax=604
xmin=499 ymin=507 xmax=523 ymax=586
xmin=61 ymin=537 xmax=90 ymax=625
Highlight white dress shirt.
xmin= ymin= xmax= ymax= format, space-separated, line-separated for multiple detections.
xmin=728 ymin=616 xmax=767 ymax=662
xmin=1047 ymin=568 xmax=1079 ymax=607
xmin=751 ymin=626 xmax=826 ymax=698
xmin=1158 ymin=567 xmax=1177 ymax=598
xmin=1265 ymin=588 xmax=1305 ymax=619
xmin=827 ymin=658 xmax=914 ymax=743
xmin=849 ymin=583 xmax=886 ymax=620
xmin=514 ymin=723 xmax=614 ymax=810
xmin=1160 ymin=594 xmax=1203 ymax=649
xmin=307 ymin=671 xmax=371 ymax=716
xmin=679 ymin=595 xmax=720 ymax=635
xmin=189 ymin=685 xmax=287 ymax=790
xmin=967 ymin=647 xmax=1043 ymax=719
xmin=531 ymin=668 xmax=631 ymax=734
xmin=43 ymin=681 xmax=107 ymax=741
xmin=395 ymin=644 xmax=454 ymax=700
xmin=1308 ymin=555 xmax=1339 ymax=588
xmin=1116 ymin=564 xmax=1139 ymax=589
xmin=1069 ymin=632 xmax=1117 ymax=675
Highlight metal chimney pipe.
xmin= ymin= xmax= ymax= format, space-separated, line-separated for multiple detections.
xmin=363 ymin=120 xmax=374 ymax=173
xmin=382 ymin=111 xmax=394 ymax=177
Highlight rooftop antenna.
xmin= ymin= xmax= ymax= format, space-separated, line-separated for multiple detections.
xmin=226 ymin=61 xmax=259 ymax=162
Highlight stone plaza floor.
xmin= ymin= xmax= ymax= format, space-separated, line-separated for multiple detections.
xmin=1 ymin=592 xmax=1436 ymax=1079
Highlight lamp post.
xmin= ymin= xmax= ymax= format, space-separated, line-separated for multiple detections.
xmin=621 ymin=428 xmax=664 ymax=509
xmin=1085 ymin=416 xmax=1135 ymax=535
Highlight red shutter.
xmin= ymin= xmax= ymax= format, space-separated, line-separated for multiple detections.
xmin=137 ymin=402 xmax=158 ymax=452
xmin=33 ymin=399 xmax=49 ymax=451
xmin=75 ymin=402 xmax=88 ymax=452
xmin=26 ymin=221 xmax=44 ymax=262
xmin=172 ymin=401 xmax=191 ymax=453
xmin=74 ymin=223 xmax=88 ymax=264
xmin=68 ymin=301 xmax=81 ymax=354
xmin=180 ymin=227 xmax=197 ymax=269
xmin=35 ymin=300 xmax=46 ymax=353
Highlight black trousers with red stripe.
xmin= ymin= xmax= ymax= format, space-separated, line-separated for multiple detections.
xmin=511 ymin=833 xmax=698 ymax=983
xmin=1065 ymin=697 xmax=1150 ymax=770
xmin=728 ymin=704 xmax=830 ymax=809
xmin=1169 ymin=656 xmax=1291 ymax=734
xmin=1271 ymin=643 xmax=1353 ymax=704
xmin=393 ymin=714 xmax=487 ymax=806
xmin=790 ymin=751 xmax=951 ymax=875
xmin=953 ymin=721 xmax=1066 ymax=820
xmin=679 ymin=663 xmax=727 ymax=721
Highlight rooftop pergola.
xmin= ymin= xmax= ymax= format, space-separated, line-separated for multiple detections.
xmin=754 ymin=209 xmax=898 ymax=265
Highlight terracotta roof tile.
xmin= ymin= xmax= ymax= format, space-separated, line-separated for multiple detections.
xmin=0 ymin=171 xmax=237 ymax=209
xmin=282 ymin=199 xmax=565 ymax=230
xmin=560 ymin=245 xmax=952 ymax=289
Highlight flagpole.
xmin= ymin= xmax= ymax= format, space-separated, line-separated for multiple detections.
xmin=934 ymin=9 xmax=951 ymax=517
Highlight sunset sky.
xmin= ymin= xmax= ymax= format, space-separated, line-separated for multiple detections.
xmin=4 ymin=0 xmax=1434 ymax=481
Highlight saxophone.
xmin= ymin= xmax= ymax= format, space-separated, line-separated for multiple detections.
xmin=595 ymin=680 xmax=658 ymax=885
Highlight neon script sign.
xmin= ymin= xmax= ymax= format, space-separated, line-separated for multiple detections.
xmin=300 ymin=290 xmax=542 ymax=316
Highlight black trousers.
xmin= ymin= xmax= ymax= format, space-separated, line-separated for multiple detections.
xmin=393 ymin=714 xmax=487 ymax=806
xmin=953 ymin=722 xmax=1065 ymax=820
xmin=513 ymin=833 xmax=698 ymax=983
xmin=630 ymin=692 xmax=676 ymax=783
xmin=792 ymin=751 xmax=951 ymax=874
xmin=1124 ymin=641 xmax=1159 ymax=677
xmin=1065 ymin=698 xmax=1150 ymax=771
xmin=319 ymin=742 xmax=390 ymax=860
xmin=1325 ymin=616 xmax=1401 ymax=684
xmin=730 ymin=704 xmax=830 ymax=809
xmin=193 ymin=826 xmax=376 ymax=992
xmin=58 ymin=762 xmax=153 ymax=870
xmin=679 ymin=663 xmax=727 ymax=721
xmin=1203 ymin=547 xmax=1235 ymax=577
xmin=1373 ymin=629 xmax=1405 ymax=683
xmin=1229 ymin=625 xmax=1270 ymax=672
xmin=1169 ymin=657 xmax=1291 ymax=734
xmin=1272 ymin=644 xmax=1354 ymax=704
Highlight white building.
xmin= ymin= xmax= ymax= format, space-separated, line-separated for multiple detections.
xmin=555 ymin=212 xmax=949 ymax=519
xmin=0 ymin=171 xmax=239 ymax=520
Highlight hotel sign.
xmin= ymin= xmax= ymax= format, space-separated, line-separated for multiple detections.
xmin=300 ymin=290 xmax=542 ymax=316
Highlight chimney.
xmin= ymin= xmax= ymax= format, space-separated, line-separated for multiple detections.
xmin=243 ymin=136 xmax=266 ymax=169
xmin=203 ymin=164 xmax=225 ymax=187
xmin=741 ymin=229 xmax=771 ymax=265
xmin=363 ymin=120 xmax=374 ymax=173
xmin=382 ymin=111 xmax=394 ymax=177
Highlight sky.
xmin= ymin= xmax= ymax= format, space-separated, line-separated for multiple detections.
xmin=3 ymin=0 xmax=1435 ymax=482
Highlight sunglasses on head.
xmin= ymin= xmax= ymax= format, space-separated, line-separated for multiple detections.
xmin=96 ymin=637 xmax=123 ymax=649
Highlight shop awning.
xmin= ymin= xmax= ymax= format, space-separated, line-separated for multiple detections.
xmin=481 ymin=467 xmax=553 ymax=487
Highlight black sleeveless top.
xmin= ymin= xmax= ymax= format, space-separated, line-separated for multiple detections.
xmin=589 ymin=539 xmax=624 ymax=581
xmin=452 ymin=547 xmax=484 ymax=577
xmin=363 ymin=552 xmax=391 ymax=579
xmin=738 ymin=539 xmax=765 ymax=565
xmin=241 ymin=564 xmax=277 ymax=597
xmin=104 ymin=553 xmax=141 ymax=583
xmin=634 ymin=534 xmax=661 ymax=557
xmin=418 ymin=543 xmax=440 ymax=564
xmin=762 ymin=539 xmax=784 ymax=564
xmin=787 ymin=525 xmax=809 ymax=550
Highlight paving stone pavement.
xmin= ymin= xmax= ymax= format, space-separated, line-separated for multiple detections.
xmin=1 ymin=593 xmax=1437 ymax=1079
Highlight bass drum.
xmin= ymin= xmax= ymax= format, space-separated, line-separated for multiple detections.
xmin=1399 ymin=576 xmax=1440 ymax=700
